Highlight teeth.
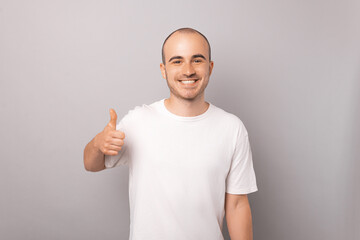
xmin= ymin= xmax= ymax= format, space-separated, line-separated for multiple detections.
xmin=181 ymin=80 xmax=196 ymax=84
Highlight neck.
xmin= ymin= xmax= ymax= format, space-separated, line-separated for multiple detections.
xmin=164 ymin=94 xmax=210 ymax=117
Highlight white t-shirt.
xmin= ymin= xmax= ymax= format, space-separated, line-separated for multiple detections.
xmin=105 ymin=98 xmax=258 ymax=240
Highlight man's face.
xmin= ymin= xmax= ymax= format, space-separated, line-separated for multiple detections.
xmin=160 ymin=33 xmax=214 ymax=101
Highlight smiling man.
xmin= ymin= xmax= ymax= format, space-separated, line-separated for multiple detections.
xmin=83 ymin=27 xmax=258 ymax=240
xmin=160 ymin=29 xmax=213 ymax=113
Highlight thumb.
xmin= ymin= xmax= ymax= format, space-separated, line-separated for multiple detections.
xmin=108 ymin=108 xmax=117 ymax=130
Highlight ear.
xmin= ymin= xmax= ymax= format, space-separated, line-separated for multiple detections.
xmin=209 ymin=61 xmax=214 ymax=76
xmin=160 ymin=63 xmax=167 ymax=79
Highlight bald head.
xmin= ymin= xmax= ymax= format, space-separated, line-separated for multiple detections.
xmin=161 ymin=28 xmax=211 ymax=64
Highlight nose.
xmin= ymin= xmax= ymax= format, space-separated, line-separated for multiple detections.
xmin=183 ymin=62 xmax=196 ymax=77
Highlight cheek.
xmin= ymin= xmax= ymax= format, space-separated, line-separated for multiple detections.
xmin=196 ymin=68 xmax=209 ymax=77
xmin=166 ymin=69 xmax=180 ymax=79
xmin=195 ymin=64 xmax=210 ymax=73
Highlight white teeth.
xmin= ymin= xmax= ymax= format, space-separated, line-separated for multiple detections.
xmin=181 ymin=80 xmax=196 ymax=84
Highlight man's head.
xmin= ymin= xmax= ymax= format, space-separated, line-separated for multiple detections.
xmin=160 ymin=28 xmax=214 ymax=102
xmin=161 ymin=28 xmax=211 ymax=65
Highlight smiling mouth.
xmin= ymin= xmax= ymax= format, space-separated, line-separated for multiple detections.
xmin=178 ymin=79 xmax=199 ymax=84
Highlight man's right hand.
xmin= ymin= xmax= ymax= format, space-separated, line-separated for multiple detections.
xmin=94 ymin=109 xmax=126 ymax=156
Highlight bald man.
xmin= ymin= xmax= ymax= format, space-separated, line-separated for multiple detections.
xmin=84 ymin=27 xmax=258 ymax=240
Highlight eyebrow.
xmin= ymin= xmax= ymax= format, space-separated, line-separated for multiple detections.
xmin=168 ymin=54 xmax=207 ymax=63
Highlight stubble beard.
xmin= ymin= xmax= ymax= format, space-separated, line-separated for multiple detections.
xmin=164 ymin=69 xmax=208 ymax=101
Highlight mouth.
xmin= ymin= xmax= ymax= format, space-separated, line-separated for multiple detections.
xmin=178 ymin=79 xmax=199 ymax=86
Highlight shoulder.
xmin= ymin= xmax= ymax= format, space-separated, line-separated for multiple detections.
xmin=211 ymin=104 xmax=245 ymax=127
xmin=211 ymin=104 xmax=248 ymax=136
xmin=121 ymin=99 xmax=159 ymax=122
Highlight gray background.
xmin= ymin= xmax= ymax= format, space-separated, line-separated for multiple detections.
xmin=0 ymin=0 xmax=359 ymax=239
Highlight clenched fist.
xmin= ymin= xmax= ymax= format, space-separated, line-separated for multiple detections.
xmin=94 ymin=108 xmax=125 ymax=156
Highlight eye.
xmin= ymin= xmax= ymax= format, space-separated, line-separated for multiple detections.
xmin=194 ymin=59 xmax=203 ymax=63
xmin=172 ymin=60 xmax=181 ymax=64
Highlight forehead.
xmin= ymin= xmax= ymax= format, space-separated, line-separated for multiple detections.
xmin=163 ymin=32 xmax=209 ymax=61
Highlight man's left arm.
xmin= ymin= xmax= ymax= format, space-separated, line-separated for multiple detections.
xmin=225 ymin=193 xmax=253 ymax=240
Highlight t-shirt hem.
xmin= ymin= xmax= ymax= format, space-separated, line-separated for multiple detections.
xmin=225 ymin=186 xmax=258 ymax=195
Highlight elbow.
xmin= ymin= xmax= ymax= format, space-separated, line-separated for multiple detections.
xmin=83 ymin=147 xmax=106 ymax=172
xmin=84 ymin=163 xmax=105 ymax=172
xmin=83 ymin=157 xmax=105 ymax=172
xmin=84 ymin=164 xmax=93 ymax=172
xmin=83 ymin=158 xmax=105 ymax=172
xmin=83 ymin=161 xmax=93 ymax=172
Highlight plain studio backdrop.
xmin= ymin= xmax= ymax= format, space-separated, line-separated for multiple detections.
xmin=0 ymin=0 xmax=359 ymax=239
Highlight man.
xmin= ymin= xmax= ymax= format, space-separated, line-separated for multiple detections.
xmin=83 ymin=27 xmax=258 ymax=240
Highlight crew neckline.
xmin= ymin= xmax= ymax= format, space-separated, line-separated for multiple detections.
xmin=158 ymin=98 xmax=213 ymax=122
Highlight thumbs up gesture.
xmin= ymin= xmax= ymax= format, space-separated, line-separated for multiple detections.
xmin=94 ymin=108 xmax=126 ymax=156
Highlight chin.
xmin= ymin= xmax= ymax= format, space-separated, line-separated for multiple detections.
xmin=180 ymin=94 xmax=201 ymax=101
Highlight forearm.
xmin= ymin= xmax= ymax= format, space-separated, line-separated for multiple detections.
xmin=83 ymin=134 xmax=106 ymax=172
xmin=226 ymin=203 xmax=253 ymax=240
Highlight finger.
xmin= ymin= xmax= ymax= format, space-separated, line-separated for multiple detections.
xmin=111 ymin=130 xmax=125 ymax=139
xmin=108 ymin=108 xmax=117 ymax=130
xmin=108 ymin=138 xmax=124 ymax=147
xmin=104 ymin=150 xmax=119 ymax=156
xmin=107 ymin=144 xmax=122 ymax=151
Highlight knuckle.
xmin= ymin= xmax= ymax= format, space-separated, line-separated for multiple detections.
xmin=118 ymin=131 xmax=124 ymax=138
xmin=101 ymin=147 xmax=106 ymax=153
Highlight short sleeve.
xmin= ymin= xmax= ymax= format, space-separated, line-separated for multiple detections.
xmin=104 ymin=117 xmax=131 ymax=168
xmin=226 ymin=121 xmax=258 ymax=194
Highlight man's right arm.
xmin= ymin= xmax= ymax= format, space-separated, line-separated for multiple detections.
xmin=83 ymin=134 xmax=106 ymax=172
xmin=83 ymin=109 xmax=125 ymax=172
